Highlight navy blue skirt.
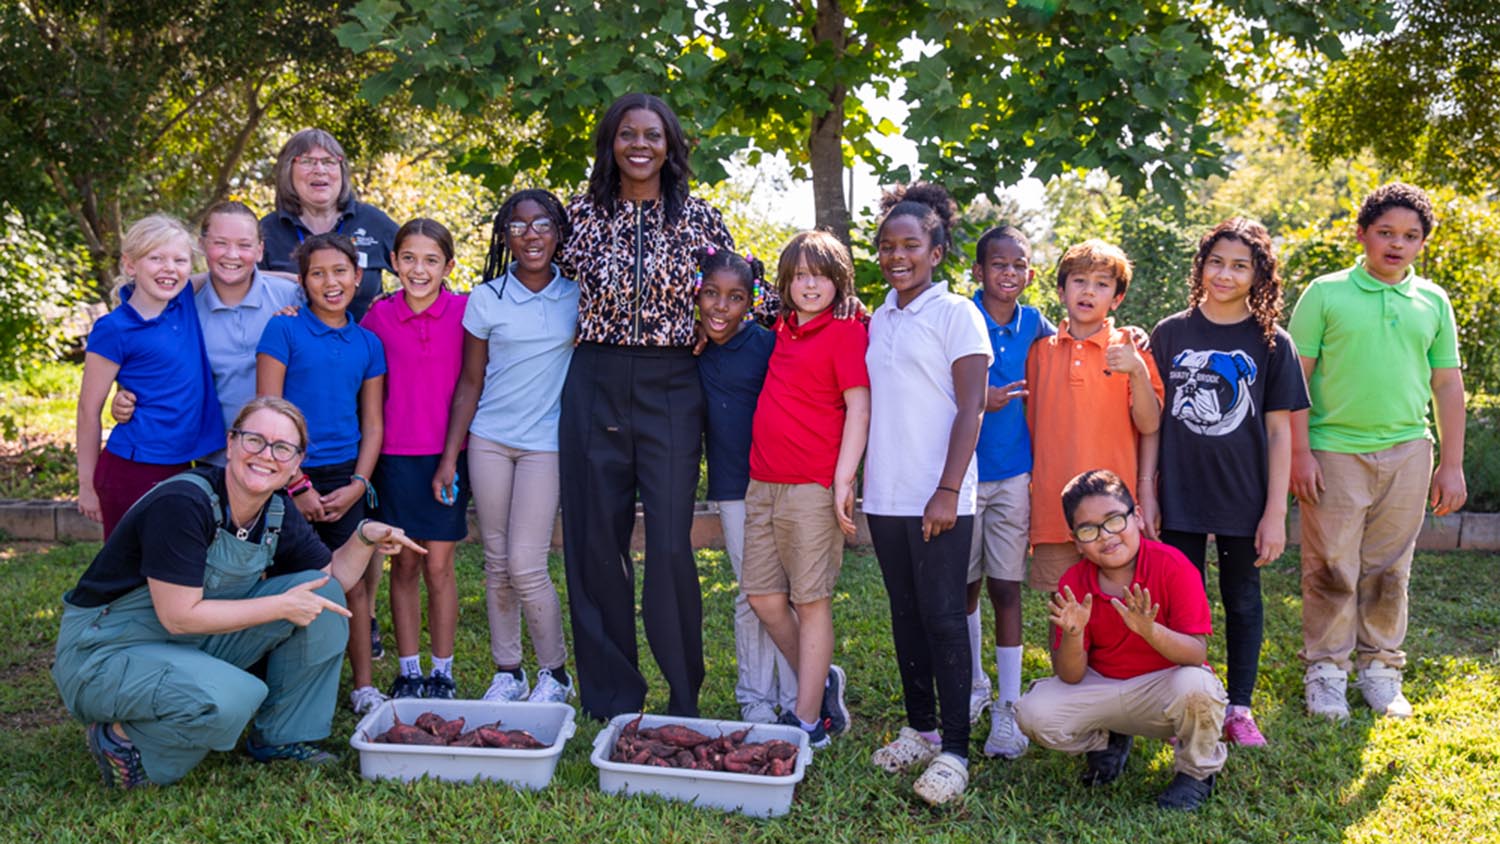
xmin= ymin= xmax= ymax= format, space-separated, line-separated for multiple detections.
xmin=371 ymin=453 xmax=471 ymax=541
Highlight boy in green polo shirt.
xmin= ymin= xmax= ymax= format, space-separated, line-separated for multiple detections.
xmin=1288 ymin=182 xmax=1466 ymax=722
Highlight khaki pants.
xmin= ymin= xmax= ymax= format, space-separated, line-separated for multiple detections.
xmin=1015 ymin=666 xmax=1228 ymax=779
xmin=1299 ymin=439 xmax=1432 ymax=671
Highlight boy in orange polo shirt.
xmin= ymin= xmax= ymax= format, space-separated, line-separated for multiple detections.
xmin=1026 ymin=240 xmax=1164 ymax=591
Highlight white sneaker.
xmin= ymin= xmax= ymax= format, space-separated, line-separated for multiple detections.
xmin=1356 ymin=664 xmax=1413 ymax=718
xmin=740 ymin=701 xmax=778 ymax=724
xmin=349 ymin=685 xmax=388 ymax=716
xmin=969 ymin=679 xmax=993 ymax=725
xmin=483 ymin=669 xmax=529 ymax=702
xmin=528 ymin=668 xmax=574 ymax=703
xmin=1304 ymin=662 xmax=1350 ymax=722
xmin=983 ymin=700 xmax=1029 ymax=759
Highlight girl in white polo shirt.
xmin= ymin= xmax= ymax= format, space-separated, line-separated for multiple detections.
xmin=862 ymin=183 xmax=992 ymax=806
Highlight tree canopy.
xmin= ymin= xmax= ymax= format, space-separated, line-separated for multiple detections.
xmin=338 ymin=0 xmax=1392 ymax=244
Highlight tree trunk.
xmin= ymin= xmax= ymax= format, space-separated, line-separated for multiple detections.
xmin=810 ymin=0 xmax=850 ymax=247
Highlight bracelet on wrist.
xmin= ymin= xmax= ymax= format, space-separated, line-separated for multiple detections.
xmin=350 ymin=473 xmax=379 ymax=509
xmin=937 ymin=485 xmax=960 ymax=495
xmin=355 ymin=518 xmax=375 ymax=546
xmin=287 ymin=475 xmax=312 ymax=497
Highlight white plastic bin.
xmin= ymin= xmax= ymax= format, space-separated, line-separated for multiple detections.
xmin=350 ymin=698 xmax=576 ymax=789
xmin=589 ymin=713 xmax=814 ymax=818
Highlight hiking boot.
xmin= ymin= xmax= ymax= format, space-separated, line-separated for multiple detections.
xmin=1355 ymin=664 xmax=1413 ymax=718
xmin=349 ymin=684 xmax=388 ymax=715
xmin=388 ymin=673 xmax=426 ymax=699
xmin=423 ymin=672 xmax=457 ymax=700
xmin=982 ymin=700 xmax=1029 ymax=759
xmin=969 ymin=677 xmax=993 ymax=726
xmin=482 ymin=669 xmax=529 ymax=702
xmin=820 ymin=664 xmax=850 ymax=737
xmin=1222 ymin=707 xmax=1268 ymax=746
xmin=528 ymin=668 xmax=574 ymax=704
xmin=780 ymin=710 xmax=829 ymax=749
xmin=245 ymin=735 xmax=337 ymax=766
xmin=1304 ymin=662 xmax=1350 ymax=722
xmin=86 ymin=723 xmax=148 ymax=790
xmin=1081 ymin=731 xmax=1133 ymax=786
xmin=1156 ymin=771 xmax=1215 ymax=810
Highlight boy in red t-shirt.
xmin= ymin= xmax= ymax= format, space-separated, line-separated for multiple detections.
xmin=1014 ymin=469 xmax=1227 ymax=811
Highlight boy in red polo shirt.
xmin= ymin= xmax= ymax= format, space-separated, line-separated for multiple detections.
xmin=743 ymin=230 xmax=870 ymax=748
xmin=1026 ymin=240 xmax=1163 ymax=592
xmin=1015 ymin=469 xmax=1227 ymax=811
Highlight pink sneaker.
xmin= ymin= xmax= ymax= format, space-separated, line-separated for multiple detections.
xmin=1222 ymin=709 xmax=1267 ymax=747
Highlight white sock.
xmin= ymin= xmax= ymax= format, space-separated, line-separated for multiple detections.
xmin=398 ymin=654 xmax=422 ymax=678
xmin=996 ymin=646 xmax=1023 ymax=704
xmin=967 ymin=608 xmax=986 ymax=687
xmin=431 ymin=655 xmax=454 ymax=678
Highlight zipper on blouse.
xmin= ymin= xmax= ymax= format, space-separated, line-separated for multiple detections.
xmin=631 ymin=203 xmax=644 ymax=343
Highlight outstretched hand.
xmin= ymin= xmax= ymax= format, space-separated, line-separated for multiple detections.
xmin=1049 ymin=585 xmax=1093 ymax=638
xmin=1109 ymin=583 xmax=1159 ymax=638
xmin=280 ymin=575 xmax=352 ymax=626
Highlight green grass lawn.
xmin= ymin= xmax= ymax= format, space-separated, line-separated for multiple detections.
xmin=1 ymin=540 xmax=1497 ymax=843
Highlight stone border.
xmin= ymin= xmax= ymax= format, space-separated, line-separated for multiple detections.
xmin=4 ymin=498 xmax=1498 ymax=552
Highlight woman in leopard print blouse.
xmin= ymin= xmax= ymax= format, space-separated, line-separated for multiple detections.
xmin=555 ymin=93 xmax=730 ymax=720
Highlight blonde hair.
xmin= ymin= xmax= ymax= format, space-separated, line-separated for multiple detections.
xmin=112 ymin=214 xmax=196 ymax=305
xmin=231 ymin=396 xmax=310 ymax=450
xmin=1055 ymin=239 xmax=1133 ymax=297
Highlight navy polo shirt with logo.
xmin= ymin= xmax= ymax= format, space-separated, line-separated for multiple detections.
xmin=259 ymin=199 xmax=398 ymax=322
xmin=698 ymin=322 xmax=774 ymax=501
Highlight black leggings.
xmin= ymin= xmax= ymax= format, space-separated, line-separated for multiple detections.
xmin=1159 ymin=530 xmax=1262 ymax=707
xmin=868 ymin=514 xmax=973 ymax=758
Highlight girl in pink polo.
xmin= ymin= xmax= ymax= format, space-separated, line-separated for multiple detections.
xmin=360 ymin=218 xmax=470 ymax=699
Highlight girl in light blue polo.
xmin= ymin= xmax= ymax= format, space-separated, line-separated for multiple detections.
xmin=436 ymin=189 xmax=579 ymax=704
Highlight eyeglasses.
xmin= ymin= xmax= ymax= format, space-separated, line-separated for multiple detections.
xmin=231 ymin=429 xmax=303 ymax=463
xmin=292 ymin=155 xmax=343 ymax=172
xmin=506 ymin=218 xmax=555 ymax=237
xmin=1072 ymin=510 xmax=1133 ymax=543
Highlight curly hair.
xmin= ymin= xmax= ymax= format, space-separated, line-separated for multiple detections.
xmin=1188 ymin=218 xmax=1283 ymax=348
xmin=695 ymin=248 xmax=764 ymax=297
xmin=586 ymin=93 xmax=693 ymax=224
xmin=876 ymin=182 xmax=958 ymax=263
xmin=1357 ymin=182 xmax=1436 ymax=238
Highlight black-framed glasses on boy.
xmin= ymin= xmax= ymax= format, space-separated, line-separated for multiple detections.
xmin=1072 ymin=509 xmax=1133 ymax=543
xmin=506 ymin=218 xmax=555 ymax=237
xmin=231 ymin=429 xmax=303 ymax=463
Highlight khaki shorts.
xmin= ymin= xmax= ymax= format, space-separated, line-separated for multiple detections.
xmin=967 ymin=474 xmax=1031 ymax=583
xmin=1029 ymin=541 xmax=1082 ymax=593
xmin=741 ymin=480 xmax=845 ymax=604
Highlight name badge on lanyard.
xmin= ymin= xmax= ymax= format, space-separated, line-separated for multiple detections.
xmin=358 ymin=251 xmax=369 ymax=269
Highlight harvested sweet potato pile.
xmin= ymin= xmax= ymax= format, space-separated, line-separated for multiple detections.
xmin=374 ymin=712 xmax=546 ymax=749
xmin=607 ymin=715 xmax=798 ymax=777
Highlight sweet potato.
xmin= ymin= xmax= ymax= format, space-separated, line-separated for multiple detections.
xmin=503 ymin=730 xmax=546 ymax=749
xmin=449 ymin=730 xmax=484 ymax=748
xmin=765 ymin=740 xmax=797 ymax=761
xmin=621 ymin=714 xmax=644 ymax=739
xmin=476 ymin=725 xmax=510 ymax=748
xmin=437 ymin=717 xmax=466 ymax=743
xmin=656 ymin=724 xmax=712 ymax=748
xmin=414 ymin=712 xmax=448 ymax=735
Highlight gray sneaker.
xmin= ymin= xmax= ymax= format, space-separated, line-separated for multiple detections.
xmin=1356 ymin=664 xmax=1413 ymax=718
xmin=969 ymin=678 xmax=993 ymax=726
xmin=482 ymin=669 xmax=529 ymax=702
xmin=1304 ymin=662 xmax=1350 ymax=722
xmin=983 ymin=700 xmax=1029 ymax=759
xmin=527 ymin=668 xmax=574 ymax=703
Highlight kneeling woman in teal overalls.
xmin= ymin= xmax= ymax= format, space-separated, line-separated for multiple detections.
xmin=52 ymin=396 xmax=425 ymax=788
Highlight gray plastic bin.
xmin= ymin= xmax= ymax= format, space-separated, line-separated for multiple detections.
xmin=350 ymin=698 xmax=575 ymax=789
xmin=589 ymin=713 xmax=813 ymax=817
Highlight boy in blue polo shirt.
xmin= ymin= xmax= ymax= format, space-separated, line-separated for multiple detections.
xmin=696 ymin=251 xmax=797 ymax=723
xmin=964 ymin=225 xmax=1055 ymax=758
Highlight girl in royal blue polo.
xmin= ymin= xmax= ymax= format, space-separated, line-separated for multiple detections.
xmin=257 ymin=231 xmax=388 ymax=715
xmin=361 ymin=219 xmax=470 ymax=700
xmin=77 ymin=215 xmax=224 ymax=538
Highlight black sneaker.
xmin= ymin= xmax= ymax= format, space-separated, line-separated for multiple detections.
xmin=424 ymin=672 xmax=457 ymax=700
xmin=370 ymin=618 xmax=384 ymax=660
xmin=820 ymin=664 xmax=850 ymax=738
xmin=86 ymin=723 xmax=148 ymax=789
xmin=389 ymin=673 xmax=426 ymax=699
xmin=1081 ymin=731 xmax=1133 ymax=786
xmin=1156 ymin=771 xmax=1215 ymax=810
xmin=779 ymin=709 xmax=829 ymax=749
